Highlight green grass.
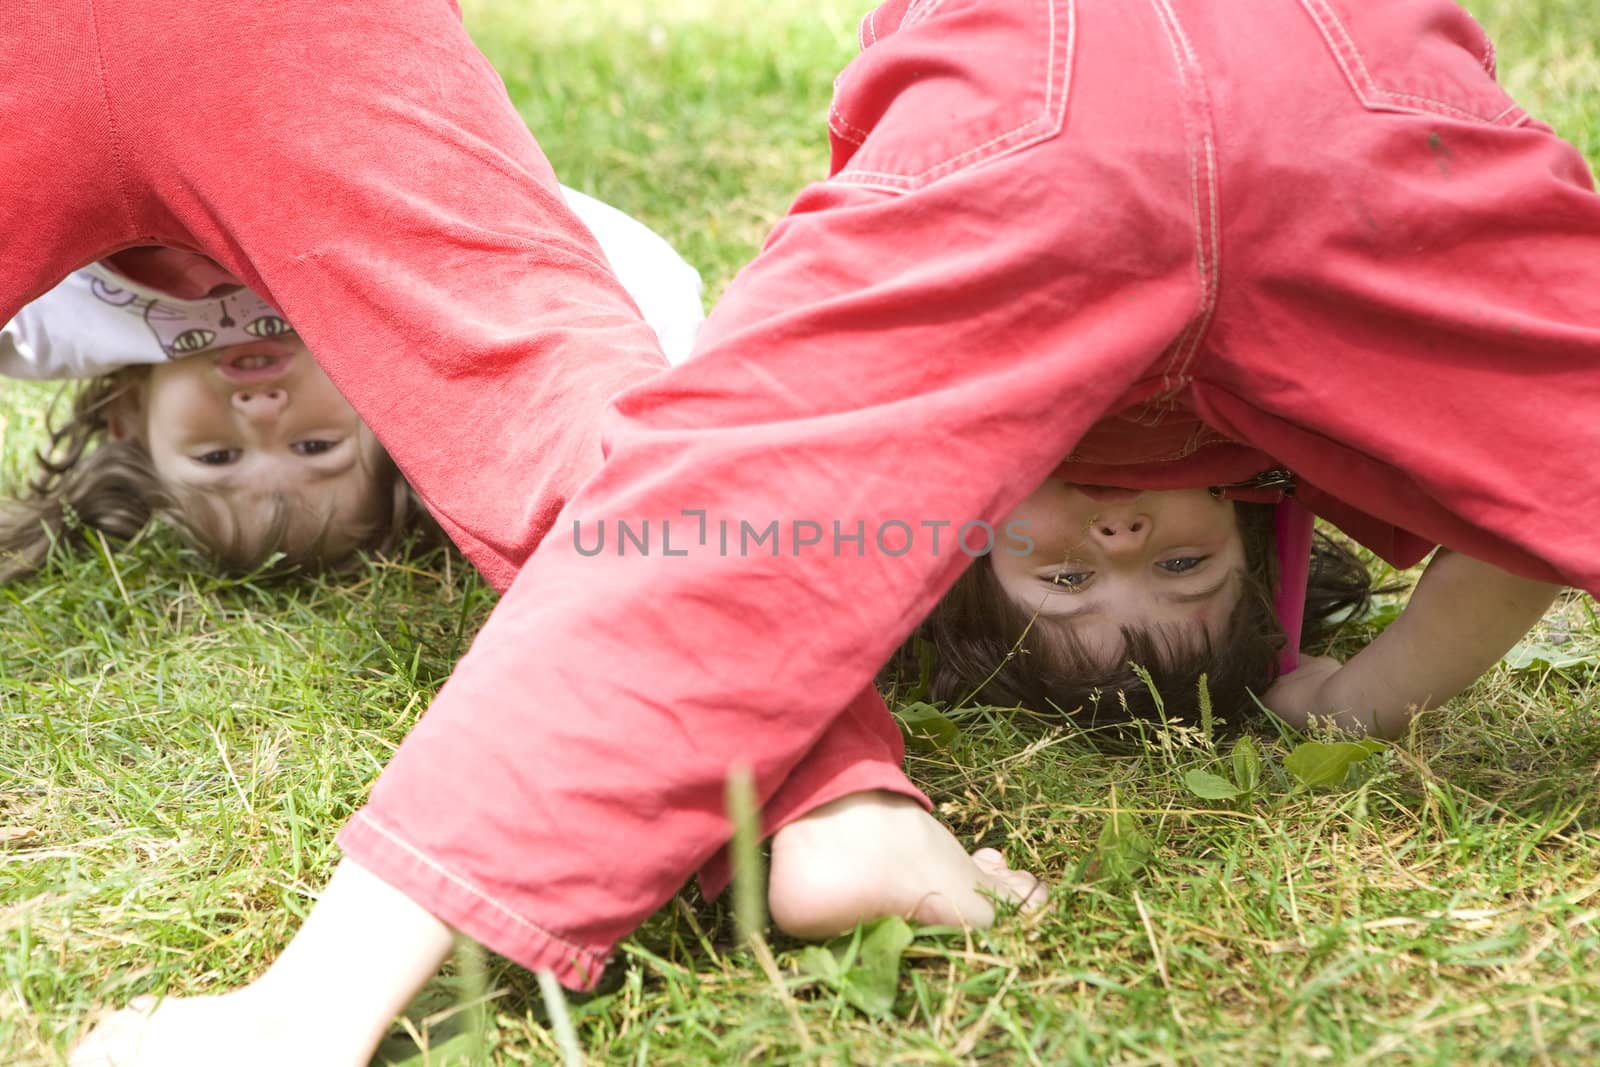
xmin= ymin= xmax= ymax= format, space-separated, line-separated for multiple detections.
xmin=4 ymin=0 xmax=1600 ymax=1063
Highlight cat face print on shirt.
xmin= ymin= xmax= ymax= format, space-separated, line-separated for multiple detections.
xmin=89 ymin=274 xmax=296 ymax=357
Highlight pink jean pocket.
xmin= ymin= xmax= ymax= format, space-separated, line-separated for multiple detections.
xmin=827 ymin=0 xmax=1075 ymax=191
xmin=1297 ymin=0 xmax=1529 ymax=127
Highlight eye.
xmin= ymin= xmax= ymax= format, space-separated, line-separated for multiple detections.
xmin=194 ymin=448 xmax=241 ymax=466
xmin=1044 ymin=570 xmax=1091 ymax=590
xmin=245 ymin=315 xmax=293 ymax=338
xmin=291 ymin=439 xmax=338 ymax=456
xmin=1159 ymin=556 xmax=1208 ymax=574
xmin=170 ymin=328 xmax=218 ymax=354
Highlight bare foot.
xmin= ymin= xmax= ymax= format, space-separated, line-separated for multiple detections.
xmin=69 ymin=859 xmax=455 ymax=1067
xmin=68 ymin=988 xmax=349 ymax=1067
xmin=768 ymin=791 xmax=1046 ymax=939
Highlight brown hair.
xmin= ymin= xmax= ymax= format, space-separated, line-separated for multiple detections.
xmin=889 ymin=500 xmax=1380 ymax=736
xmin=0 ymin=371 xmax=441 ymax=582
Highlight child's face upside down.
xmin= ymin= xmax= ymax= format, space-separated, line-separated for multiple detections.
xmin=991 ymin=482 xmax=1247 ymax=668
xmin=115 ymin=339 xmax=390 ymax=559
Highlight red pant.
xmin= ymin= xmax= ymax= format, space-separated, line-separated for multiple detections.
xmin=4 ymin=0 xmax=921 ymax=987
xmin=3 ymin=0 xmax=675 ymax=591
xmin=352 ymin=0 xmax=1600 ymax=985
xmin=12 ymin=1 xmax=1600 ymax=990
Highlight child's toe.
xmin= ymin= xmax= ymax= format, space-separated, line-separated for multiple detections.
xmin=970 ymin=847 xmax=1008 ymax=873
xmin=1007 ymin=869 xmax=1048 ymax=911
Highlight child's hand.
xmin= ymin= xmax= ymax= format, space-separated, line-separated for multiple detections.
xmin=1264 ymin=551 xmax=1559 ymax=740
xmin=1262 ymin=653 xmax=1349 ymax=732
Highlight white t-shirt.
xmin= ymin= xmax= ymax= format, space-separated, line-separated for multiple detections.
xmin=0 ymin=184 xmax=702 ymax=379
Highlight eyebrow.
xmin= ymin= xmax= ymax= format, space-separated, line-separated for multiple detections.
xmin=1040 ymin=572 xmax=1235 ymax=620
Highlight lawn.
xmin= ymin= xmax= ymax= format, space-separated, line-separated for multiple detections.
xmin=3 ymin=0 xmax=1600 ymax=1063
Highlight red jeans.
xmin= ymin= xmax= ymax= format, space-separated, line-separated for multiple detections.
xmin=3 ymin=0 xmax=666 ymax=591
xmin=12 ymin=1 xmax=1600 ymax=989
xmin=3 ymin=0 xmax=921 ymax=987
xmin=347 ymin=0 xmax=1600 ymax=987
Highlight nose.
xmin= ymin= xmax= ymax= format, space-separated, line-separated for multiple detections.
xmin=231 ymin=386 xmax=287 ymax=425
xmin=1088 ymin=514 xmax=1151 ymax=557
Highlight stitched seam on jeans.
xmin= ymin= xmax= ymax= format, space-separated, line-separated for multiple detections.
xmin=1362 ymin=95 xmax=1527 ymax=125
xmin=1174 ymin=81 xmax=1221 ymax=388
xmin=1144 ymin=0 xmax=1210 ymax=400
xmin=827 ymin=175 xmax=922 ymax=196
xmin=1128 ymin=399 xmax=1171 ymax=429
xmin=831 ymin=111 xmax=1057 ymax=187
xmin=1151 ymin=0 xmax=1220 ymax=390
xmin=834 ymin=8 xmax=898 ymax=146
xmin=1300 ymin=0 xmax=1523 ymax=125
xmin=1177 ymin=424 xmax=1215 ymax=459
xmin=352 ymin=812 xmax=602 ymax=964
xmin=1370 ymin=89 xmax=1517 ymax=123
xmin=1299 ymin=0 xmax=1374 ymax=99
xmin=1311 ymin=0 xmax=1383 ymax=97
xmin=834 ymin=0 xmax=1071 ymax=188
xmin=86 ymin=0 xmax=139 ymax=235
xmin=902 ymin=0 xmax=949 ymax=30
xmin=1146 ymin=0 xmax=1196 ymax=397
xmin=1045 ymin=0 xmax=1068 ymax=135
xmin=829 ymin=104 xmax=871 ymax=145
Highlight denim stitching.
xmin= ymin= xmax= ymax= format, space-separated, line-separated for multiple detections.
xmin=352 ymin=812 xmax=603 ymax=965
xmin=1142 ymin=0 xmax=1197 ymax=404
xmin=1298 ymin=0 xmax=1526 ymax=126
xmin=833 ymin=0 xmax=1072 ymax=191
xmin=1377 ymin=90 xmax=1520 ymax=124
xmin=829 ymin=103 xmax=871 ymax=146
xmin=1179 ymin=93 xmax=1221 ymax=389
xmin=1140 ymin=0 xmax=1217 ymax=406
xmin=1153 ymin=0 xmax=1219 ymax=392
xmin=1300 ymin=1 xmax=1365 ymax=104
xmin=1043 ymin=0 xmax=1065 ymax=137
xmin=902 ymin=0 xmax=950 ymax=30
xmin=86 ymin=0 xmax=140 ymax=236
xmin=834 ymin=9 xmax=894 ymax=147
xmin=837 ymin=0 xmax=1064 ymax=187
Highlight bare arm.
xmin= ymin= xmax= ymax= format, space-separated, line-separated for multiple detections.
xmin=1264 ymin=549 xmax=1561 ymax=738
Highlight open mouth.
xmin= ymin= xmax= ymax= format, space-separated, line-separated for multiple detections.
xmin=216 ymin=348 xmax=294 ymax=384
